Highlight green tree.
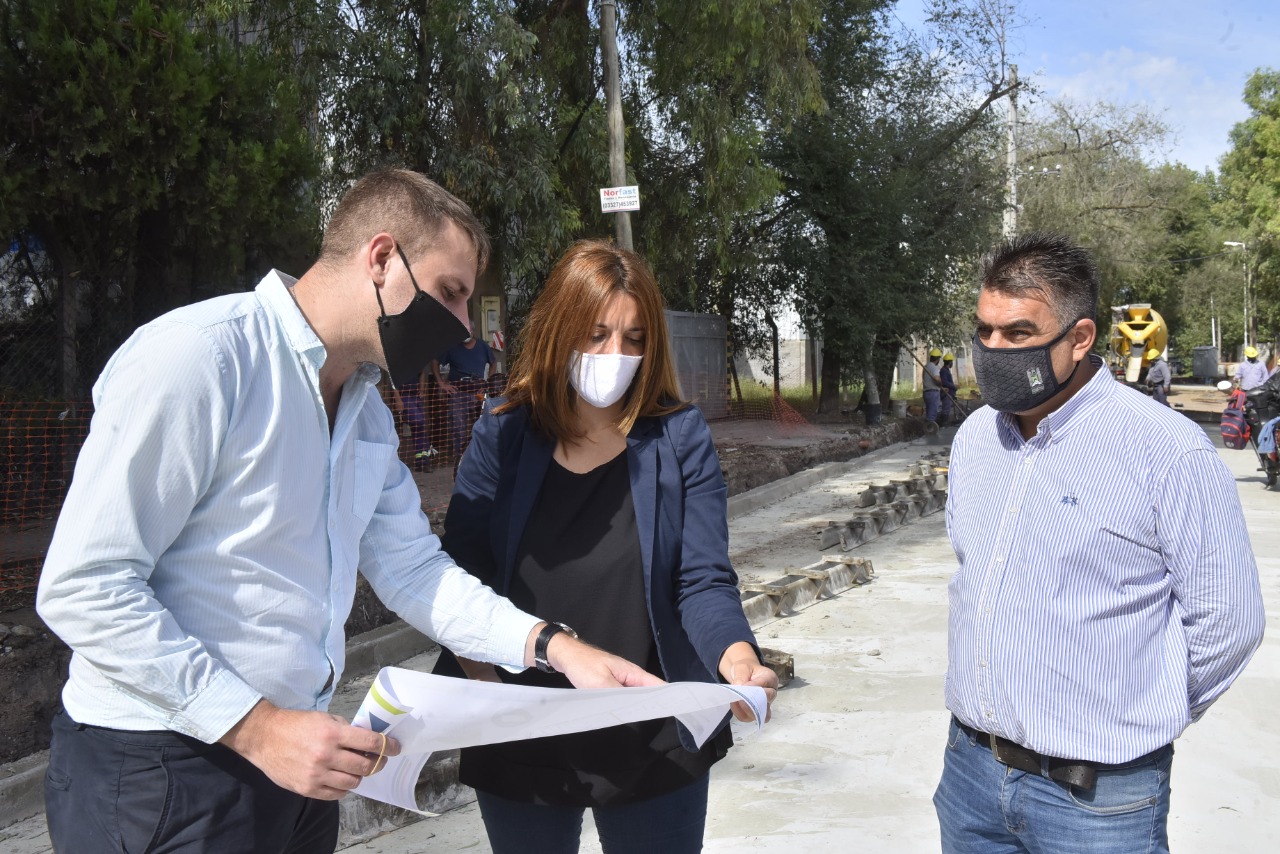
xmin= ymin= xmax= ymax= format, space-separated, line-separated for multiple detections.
xmin=326 ymin=1 xmax=823 ymax=324
xmin=1219 ymin=68 xmax=1280 ymax=349
xmin=327 ymin=0 xmax=588 ymax=307
xmin=751 ymin=0 xmax=1009 ymax=412
xmin=1017 ymin=100 xmax=1243 ymax=358
xmin=0 ymin=0 xmax=323 ymax=398
xmin=621 ymin=0 xmax=823 ymax=313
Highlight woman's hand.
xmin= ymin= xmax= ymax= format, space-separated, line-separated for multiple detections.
xmin=719 ymin=642 xmax=778 ymax=723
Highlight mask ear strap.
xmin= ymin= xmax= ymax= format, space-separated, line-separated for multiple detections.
xmin=1058 ymin=318 xmax=1089 ymax=384
xmin=1062 ymin=354 xmax=1084 ymax=386
xmin=371 ymin=240 xmax=402 ymax=319
xmin=1050 ymin=318 xmax=1084 ymax=347
xmin=395 ymin=244 xmax=424 ymax=294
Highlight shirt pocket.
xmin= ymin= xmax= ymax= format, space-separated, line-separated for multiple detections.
xmin=352 ymin=440 xmax=394 ymax=523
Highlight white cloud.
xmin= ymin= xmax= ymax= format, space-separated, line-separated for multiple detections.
xmin=1029 ymin=47 xmax=1250 ymax=172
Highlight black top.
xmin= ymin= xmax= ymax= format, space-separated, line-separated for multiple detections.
xmin=459 ymin=450 xmax=730 ymax=806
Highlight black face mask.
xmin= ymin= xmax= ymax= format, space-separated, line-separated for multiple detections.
xmin=375 ymin=245 xmax=470 ymax=388
xmin=971 ymin=322 xmax=1082 ymax=414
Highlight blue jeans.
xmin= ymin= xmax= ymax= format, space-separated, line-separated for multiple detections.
xmin=475 ymin=773 xmax=710 ymax=854
xmin=402 ymin=393 xmax=432 ymax=455
xmin=933 ymin=718 xmax=1172 ymax=854
xmin=444 ymin=379 xmax=483 ymax=459
xmin=924 ymin=389 xmax=941 ymax=422
xmin=940 ymin=389 xmax=955 ymax=422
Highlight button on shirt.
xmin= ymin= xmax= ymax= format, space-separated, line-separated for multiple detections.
xmin=37 ymin=271 xmax=538 ymax=743
xmin=945 ymin=357 xmax=1264 ymax=764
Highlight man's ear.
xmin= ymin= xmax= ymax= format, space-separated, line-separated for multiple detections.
xmin=365 ymin=233 xmax=397 ymax=286
xmin=1072 ymin=318 xmax=1097 ymax=359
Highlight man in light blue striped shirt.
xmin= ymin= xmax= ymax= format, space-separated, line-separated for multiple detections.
xmin=933 ymin=233 xmax=1264 ymax=853
xmin=36 ymin=170 xmax=660 ymax=853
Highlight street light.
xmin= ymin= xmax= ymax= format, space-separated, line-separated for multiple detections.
xmin=1224 ymin=241 xmax=1251 ymax=349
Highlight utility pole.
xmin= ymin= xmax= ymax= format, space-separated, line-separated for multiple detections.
xmin=1211 ymin=294 xmax=1219 ymax=351
xmin=1002 ymin=65 xmax=1019 ymax=239
xmin=599 ymin=0 xmax=633 ymax=250
xmin=1225 ymin=241 xmax=1250 ymax=349
xmin=1246 ymin=256 xmax=1254 ymax=348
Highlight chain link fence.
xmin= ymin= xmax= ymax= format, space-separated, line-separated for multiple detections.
xmin=2 ymin=297 xmax=826 ymax=605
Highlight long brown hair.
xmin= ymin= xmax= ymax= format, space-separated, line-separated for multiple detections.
xmin=497 ymin=240 xmax=684 ymax=441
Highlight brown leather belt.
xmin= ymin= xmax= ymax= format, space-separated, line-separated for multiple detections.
xmin=954 ymin=717 xmax=1166 ymax=792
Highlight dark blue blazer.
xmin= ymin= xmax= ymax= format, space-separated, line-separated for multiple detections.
xmin=438 ymin=399 xmax=758 ymax=694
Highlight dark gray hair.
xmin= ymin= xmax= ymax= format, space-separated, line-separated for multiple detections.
xmin=979 ymin=232 xmax=1099 ymax=330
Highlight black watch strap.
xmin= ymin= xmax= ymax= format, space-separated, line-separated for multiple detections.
xmin=534 ymin=622 xmax=577 ymax=673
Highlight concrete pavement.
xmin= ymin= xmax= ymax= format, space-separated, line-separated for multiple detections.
xmin=339 ymin=428 xmax=1279 ymax=853
xmin=4 ymin=423 xmax=1276 ymax=852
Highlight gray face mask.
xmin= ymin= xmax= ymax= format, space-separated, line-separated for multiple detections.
xmin=971 ymin=323 xmax=1081 ymax=413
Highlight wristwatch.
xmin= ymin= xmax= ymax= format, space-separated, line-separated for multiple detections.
xmin=534 ymin=622 xmax=578 ymax=674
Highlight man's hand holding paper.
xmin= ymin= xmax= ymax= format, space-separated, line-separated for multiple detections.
xmin=349 ymin=667 xmax=769 ymax=813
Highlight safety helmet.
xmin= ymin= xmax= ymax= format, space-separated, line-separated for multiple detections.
xmin=929 ymin=348 xmax=943 ymax=358
xmin=943 ymin=352 xmax=954 ymax=362
xmin=1244 ymin=345 xmax=1259 ymax=358
xmin=1145 ymin=348 xmax=1160 ymax=360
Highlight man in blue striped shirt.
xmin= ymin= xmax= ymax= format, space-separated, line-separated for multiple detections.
xmin=933 ymin=233 xmax=1264 ymax=853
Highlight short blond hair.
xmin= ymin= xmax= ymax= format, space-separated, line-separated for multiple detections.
xmin=320 ymin=169 xmax=490 ymax=273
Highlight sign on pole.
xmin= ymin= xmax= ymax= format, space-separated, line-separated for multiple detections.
xmin=599 ymin=185 xmax=640 ymax=213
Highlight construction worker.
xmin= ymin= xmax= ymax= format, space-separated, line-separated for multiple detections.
xmin=923 ymin=348 xmax=943 ymax=423
xmin=939 ymin=352 xmax=958 ymax=424
xmin=1234 ymin=345 xmax=1269 ymax=390
xmin=1145 ymin=347 xmax=1171 ymax=406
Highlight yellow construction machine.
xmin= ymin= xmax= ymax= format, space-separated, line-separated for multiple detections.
xmin=1108 ymin=304 xmax=1168 ymax=382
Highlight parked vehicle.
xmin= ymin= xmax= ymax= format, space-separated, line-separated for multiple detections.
xmin=1219 ymin=374 xmax=1280 ymax=488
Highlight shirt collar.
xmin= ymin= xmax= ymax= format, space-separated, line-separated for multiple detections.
xmin=996 ymin=354 xmax=1113 ymax=444
xmin=256 ymin=270 xmax=324 ymax=360
xmin=255 ymin=270 xmax=381 ymax=385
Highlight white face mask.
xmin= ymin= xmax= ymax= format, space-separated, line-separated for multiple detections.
xmin=570 ymin=351 xmax=643 ymax=409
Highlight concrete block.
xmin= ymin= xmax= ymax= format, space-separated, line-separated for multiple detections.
xmin=742 ymin=557 xmax=876 ymax=629
xmin=923 ymin=490 xmax=948 ymax=514
xmin=741 ymin=589 xmax=779 ymax=627
xmin=870 ymin=507 xmax=899 ymax=534
xmin=891 ymin=478 xmax=916 ymax=496
xmin=818 ymin=523 xmax=845 ymax=550
xmin=0 ymin=751 xmax=46 ymax=832
xmin=760 ymin=648 xmax=795 ymax=688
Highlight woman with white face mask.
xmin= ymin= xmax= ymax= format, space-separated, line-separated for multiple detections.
xmin=432 ymin=239 xmax=777 ymax=854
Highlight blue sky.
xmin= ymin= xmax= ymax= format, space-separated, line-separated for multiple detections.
xmin=894 ymin=0 xmax=1280 ymax=173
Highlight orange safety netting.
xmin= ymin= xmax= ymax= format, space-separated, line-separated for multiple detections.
xmin=0 ymin=558 xmax=42 ymax=598
xmin=1 ymin=401 xmax=92 ymax=593
xmin=2 ymin=376 xmax=824 ymax=596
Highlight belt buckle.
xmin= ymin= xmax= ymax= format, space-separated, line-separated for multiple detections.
xmin=990 ymin=736 xmax=1041 ymax=775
